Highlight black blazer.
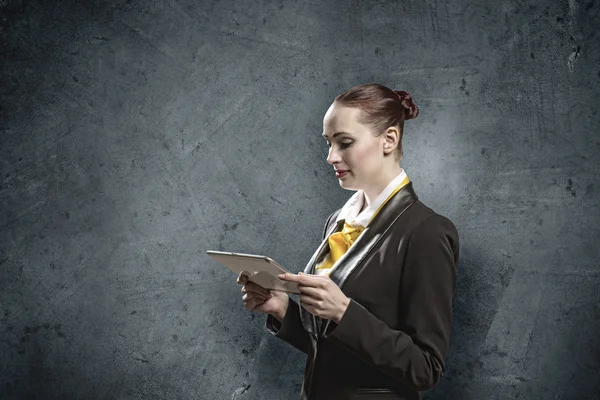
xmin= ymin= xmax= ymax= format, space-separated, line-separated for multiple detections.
xmin=266 ymin=182 xmax=460 ymax=400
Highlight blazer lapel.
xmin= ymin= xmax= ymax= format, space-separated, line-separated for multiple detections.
xmin=304 ymin=220 xmax=343 ymax=275
xmin=298 ymin=181 xmax=419 ymax=337
xmin=327 ymin=181 xmax=418 ymax=290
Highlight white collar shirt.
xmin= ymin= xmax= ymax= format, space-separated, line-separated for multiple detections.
xmin=314 ymin=168 xmax=408 ymax=275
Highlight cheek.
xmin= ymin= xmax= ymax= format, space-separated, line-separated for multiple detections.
xmin=351 ymin=145 xmax=377 ymax=165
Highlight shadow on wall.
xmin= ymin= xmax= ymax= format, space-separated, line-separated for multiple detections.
xmin=424 ymin=241 xmax=515 ymax=399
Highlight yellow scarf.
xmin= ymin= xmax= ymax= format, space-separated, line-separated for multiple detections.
xmin=315 ymin=175 xmax=410 ymax=275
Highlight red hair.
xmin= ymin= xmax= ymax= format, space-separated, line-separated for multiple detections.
xmin=333 ymin=83 xmax=419 ymax=162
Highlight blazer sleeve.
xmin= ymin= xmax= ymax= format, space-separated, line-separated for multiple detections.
xmin=265 ymin=209 xmax=340 ymax=354
xmin=321 ymin=214 xmax=459 ymax=392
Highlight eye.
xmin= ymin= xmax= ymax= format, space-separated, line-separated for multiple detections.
xmin=325 ymin=141 xmax=352 ymax=149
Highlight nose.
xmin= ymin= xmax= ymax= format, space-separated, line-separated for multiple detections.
xmin=327 ymin=146 xmax=342 ymax=165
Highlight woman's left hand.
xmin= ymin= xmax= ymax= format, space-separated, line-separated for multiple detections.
xmin=278 ymin=272 xmax=350 ymax=323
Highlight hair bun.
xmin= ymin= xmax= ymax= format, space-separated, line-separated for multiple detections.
xmin=394 ymin=90 xmax=419 ymax=120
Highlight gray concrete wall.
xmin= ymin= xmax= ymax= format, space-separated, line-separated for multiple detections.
xmin=1 ymin=0 xmax=598 ymax=398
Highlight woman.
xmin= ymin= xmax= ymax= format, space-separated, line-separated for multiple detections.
xmin=238 ymin=83 xmax=459 ymax=400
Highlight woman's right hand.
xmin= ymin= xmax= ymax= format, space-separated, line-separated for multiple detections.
xmin=237 ymin=271 xmax=289 ymax=321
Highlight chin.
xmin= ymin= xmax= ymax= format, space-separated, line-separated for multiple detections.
xmin=339 ymin=181 xmax=357 ymax=190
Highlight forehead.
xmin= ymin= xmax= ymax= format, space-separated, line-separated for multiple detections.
xmin=322 ymin=105 xmax=366 ymax=137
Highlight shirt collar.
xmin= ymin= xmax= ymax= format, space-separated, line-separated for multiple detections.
xmin=336 ymin=168 xmax=408 ymax=228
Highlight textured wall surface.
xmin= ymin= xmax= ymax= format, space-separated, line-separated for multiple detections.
xmin=1 ymin=0 xmax=599 ymax=399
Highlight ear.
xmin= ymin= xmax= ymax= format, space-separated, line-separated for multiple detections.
xmin=382 ymin=127 xmax=400 ymax=155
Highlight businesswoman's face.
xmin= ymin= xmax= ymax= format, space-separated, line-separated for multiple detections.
xmin=322 ymin=103 xmax=388 ymax=191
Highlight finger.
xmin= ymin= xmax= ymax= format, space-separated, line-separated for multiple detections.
xmin=279 ymin=273 xmax=319 ymax=286
xmin=296 ymin=286 xmax=321 ymax=297
xmin=299 ymin=299 xmax=317 ymax=315
xmin=241 ymin=282 xmax=270 ymax=297
xmin=300 ymin=272 xmax=328 ymax=279
xmin=248 ymin=282 xmax=271 ymax=296
xmin=246 ymin=296 xmax=266 ymax=311
xmin=245 ymin=281 xmax=271 ymax=296
xmin=242 ymin=292 xmax=270 ymax=303
xmin=237 ymin=272 xmax=249 ymax=284
xmin=300 ymin=276 xmax=326 ymax=288
xmin=300 ymin=293 xmax=325 ymax=310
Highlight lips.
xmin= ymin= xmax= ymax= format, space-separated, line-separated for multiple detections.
xmin=335 ymin=170 xmax=349 ymax=177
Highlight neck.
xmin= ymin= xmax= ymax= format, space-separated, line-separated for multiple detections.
xmin=362 ymin=164 xmax=403 ymax=208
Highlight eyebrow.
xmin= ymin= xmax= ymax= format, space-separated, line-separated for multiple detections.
xmin=322 ymin=131 xmax=352 ymax=139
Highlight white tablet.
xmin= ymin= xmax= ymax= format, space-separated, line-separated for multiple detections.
xmin=206 ymin=250 xmax=301 ymax=294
